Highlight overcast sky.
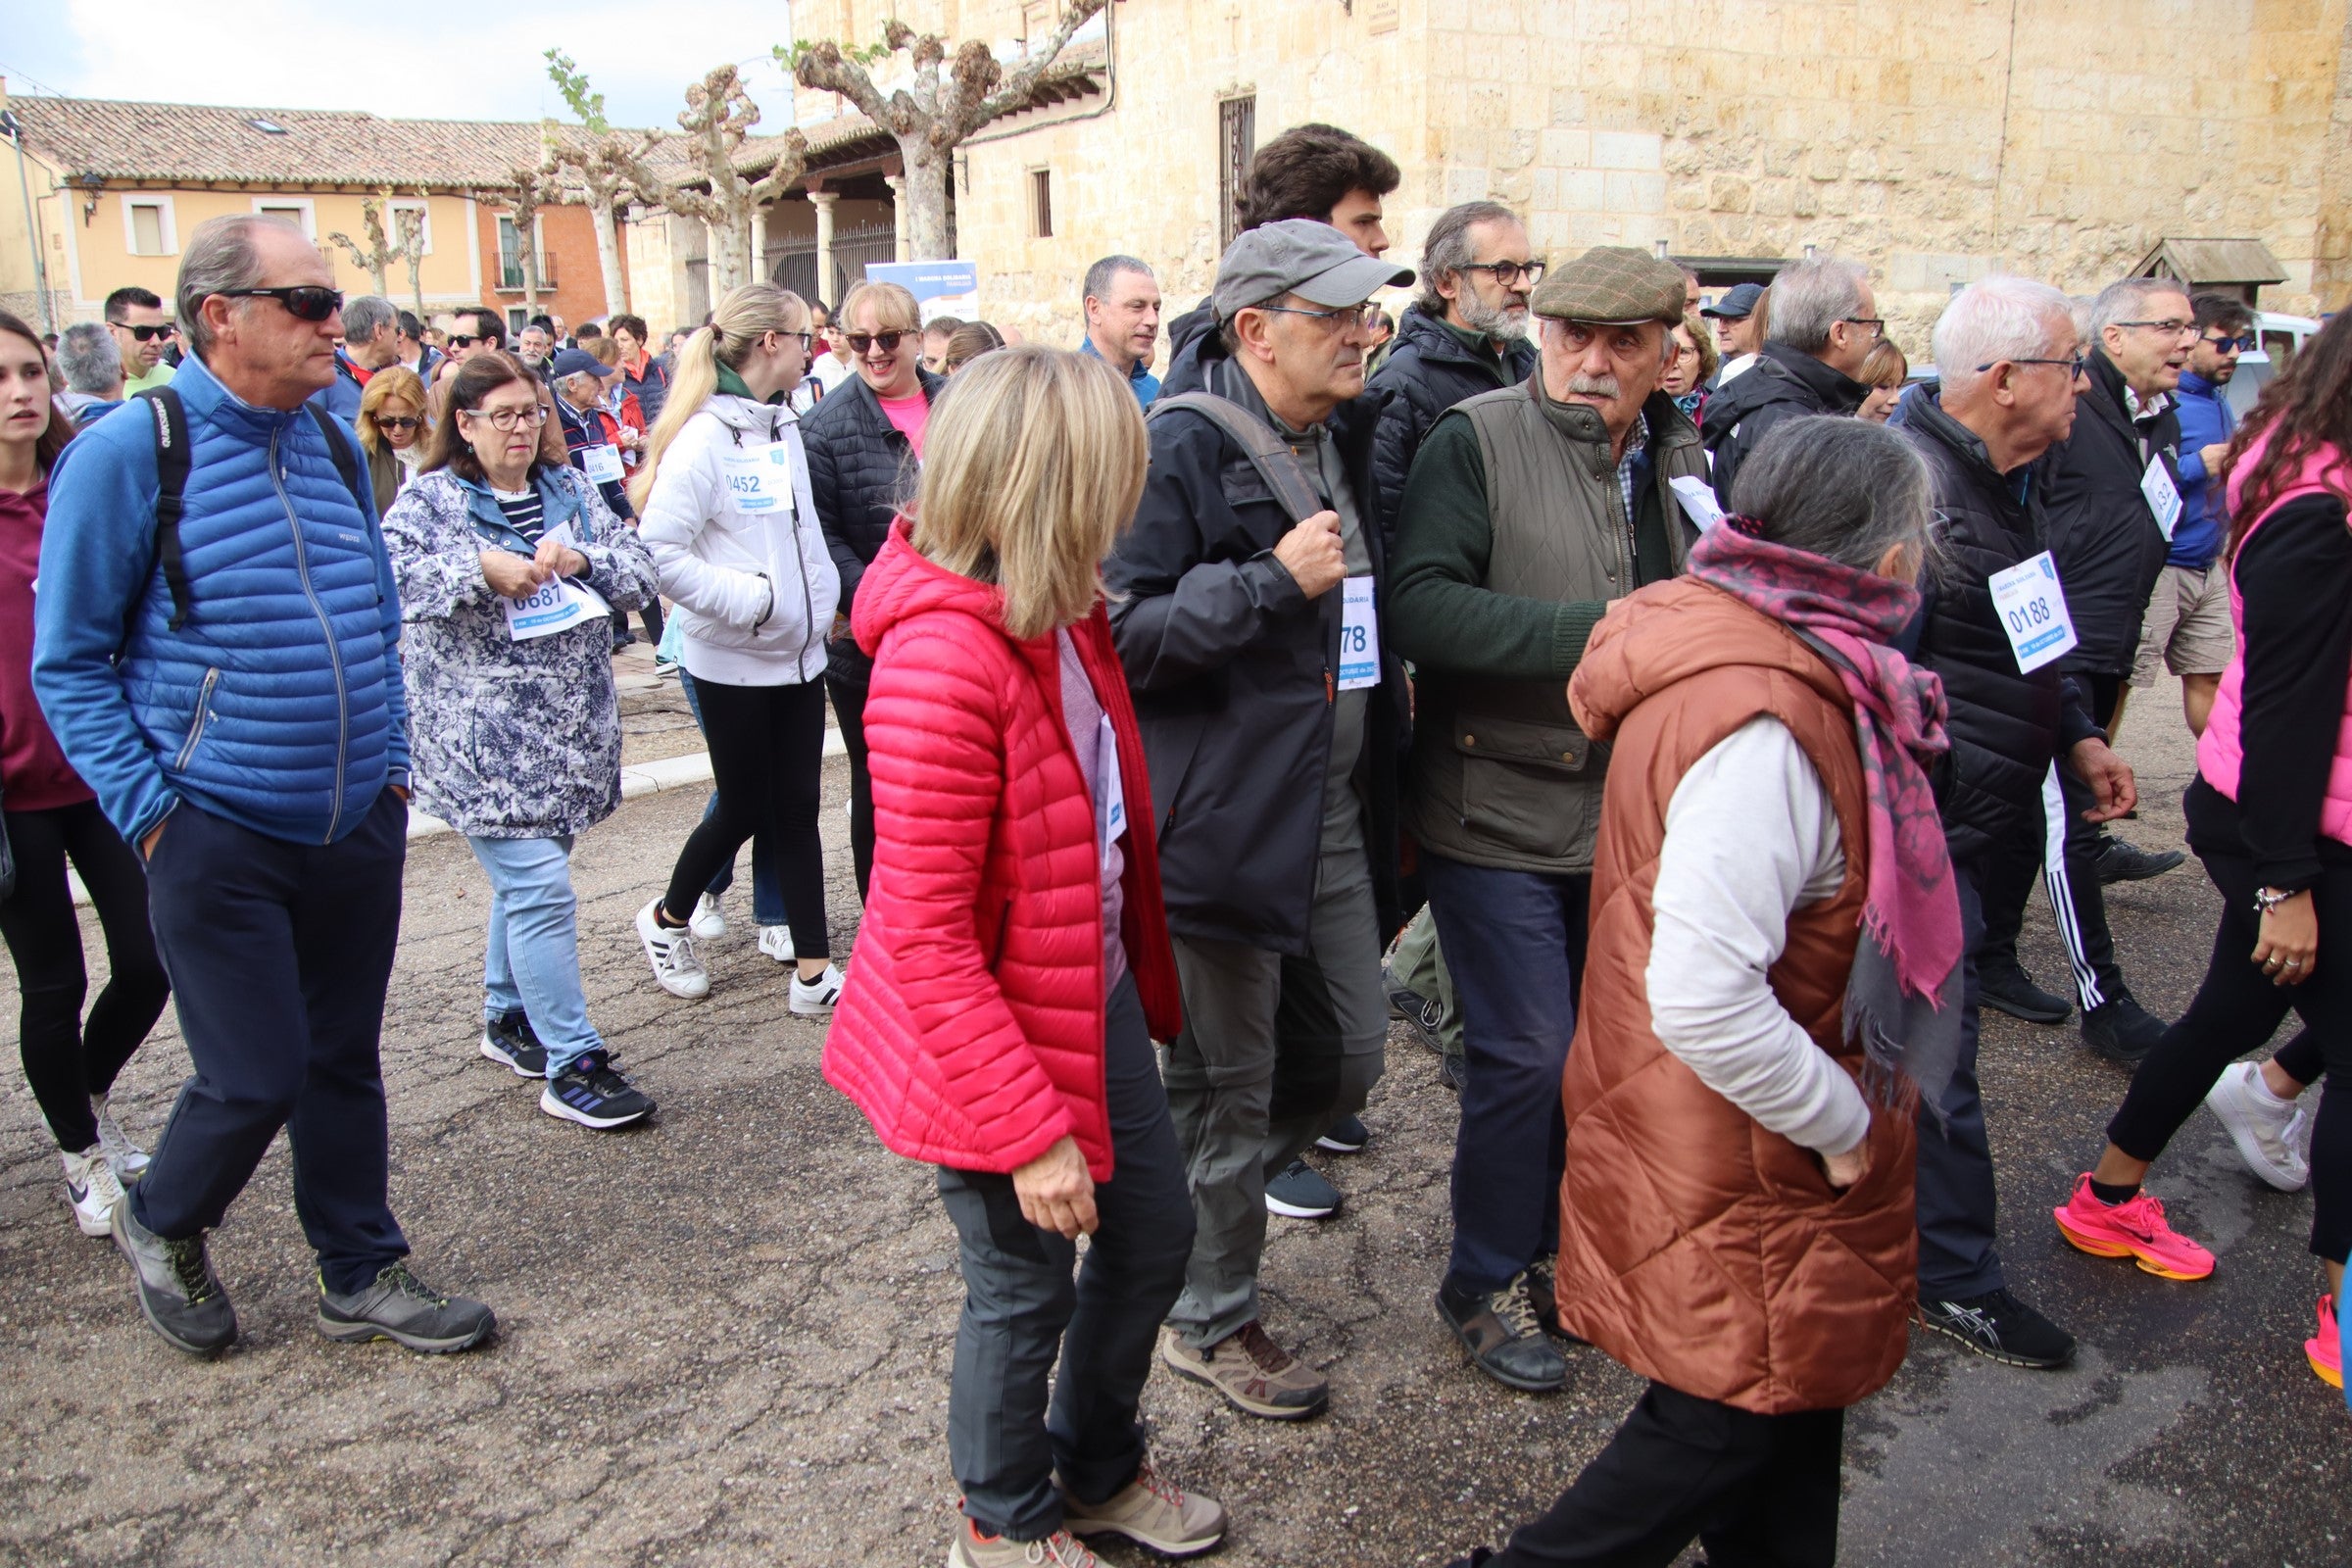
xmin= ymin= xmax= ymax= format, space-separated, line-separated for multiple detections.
xmin=2 ymin=0 xmax=809 ymax=131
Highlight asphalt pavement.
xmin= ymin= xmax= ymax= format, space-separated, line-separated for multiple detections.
xmin=0 ymin=671 xmax=2345 ymax=1567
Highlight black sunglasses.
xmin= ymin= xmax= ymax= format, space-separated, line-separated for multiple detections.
xmin=844 ymin=331 xmax=905 ymax=355
xmin=446 ymin=333 xmax=481 ymax=349
xmin=2202 ymin=333 xmax=2256 ymax=354
xmin=113 ymin=322 xmax=177 ymax=342
xmin=216 ymin=285 xmax=344 ymax=322
xmin=373 ymin=416 xmax=421 ymax=431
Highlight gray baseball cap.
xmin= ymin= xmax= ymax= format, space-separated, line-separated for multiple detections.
xmin=1212 ymin=219 xmax=1415 ymax=322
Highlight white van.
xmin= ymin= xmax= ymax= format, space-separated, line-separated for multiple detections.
xmin=2225 ymin=311 xmax=2325 ymax=416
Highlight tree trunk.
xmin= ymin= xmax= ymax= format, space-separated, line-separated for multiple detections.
xmin=899 ymin=142 xmax=955 ymax=261
xmin=367 ymin=255 xmax=391 ymax=299
xmin=708 ymin=214 xmax=750 ymax=295
xmin=517 ymin=209 xmax=541 ymax=315
xmin=590 ymin=199 xmax=629 ymax=316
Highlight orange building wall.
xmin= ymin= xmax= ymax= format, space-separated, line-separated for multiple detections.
xmin=473 ymin=200 xmax=626 ymax=328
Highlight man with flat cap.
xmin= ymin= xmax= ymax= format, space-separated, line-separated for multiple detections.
xmin=1106 ymin=218 xmax=1414 ymax=1422
xmin=1390 ymin=244 xmax=1708 ymax=1395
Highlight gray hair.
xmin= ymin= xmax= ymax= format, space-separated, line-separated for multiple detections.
xmin=342 ymin=294 xmax=398 ymax=347
xmin=1727 ymin=416 xmax=1938 ymax=577
xmin=1414 ymin=200 xmax=1521 ymax=316
xmin=2088 ymin=275 xmax=2191 ymax=339
xmin=175 ymin=214 xmax=301 ymax=357
xmin=1082 ymin=254 xmax=1152 ymax=305
xmin=57 ymin=321 xmax=122 ymax=395
xmin=1763 ymin=258 xmax=1870 ymax=354
xmin=1932 ymin=276 xmax=2075 ymax=400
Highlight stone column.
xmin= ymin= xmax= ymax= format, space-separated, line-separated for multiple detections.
xmin=810 ymin=190 xmax=840 ymax=303
xmin=885 ymin=174 xmax=909 ymax=262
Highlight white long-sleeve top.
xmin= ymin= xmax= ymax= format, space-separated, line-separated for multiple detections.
xmin=1644 ymin=714 xmax=1872 ymax=1158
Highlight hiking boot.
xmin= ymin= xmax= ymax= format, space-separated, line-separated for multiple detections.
xmin=2053 ymin=1174 xmax=2215 ymax=1280
xmin=1060 ymin=1459 xmax=1227 ymax=1557
xmin=112 ymin=1201 xmax=236 ymax=1356
xmin=1522 ymin=1253 xmax=1588 ymax=1345
xmin=635 ymin=898 xmax=710 ymax=999
xmin=2082 ymin=992 xmax=2166 ymax=1064
xmin=1384 ymin=971 xmax=1426 ymax=1023
xmin=63 ymin=1146 xmax=124 ymax=1238
xmin=478 ymin=1010 xmax=549 ymax=1077
xmin=2205 ymin=1061 xmax=2311 ymax=1192
xmin=1437 ymin=1273 xmax=1568 ymax=1392
xmin=90 ymin=1095 xmax=150 ymax=1183
xmin=1440 ymin=1052 xmax=1467 ymax=1094
xmin=2093 ymin=837 xmax=2185 ymax=884
xmin=318 ymin=1261 xmax=495 ymax=1353
xmin=1919 ymin=1286 xmax=2075 ymax=1369
xmin=2308 ymin=1296 xmax=2341 ymax=1390
xmin=1264 ymin=1157 xmax=1341 ymax=1218
xmin=948 ymin=1521 xmax=1099 ymax=1567
xmin=689 ymin=891 xmax=728 ymax=940
xmin=1160 ymin=1321 xmax=1328 ymax=1419
xmin=1977 ymin=959 xmax=2072 ymax=1025
xmin=1315 ymin=1114 xmax=1367 ymax=1155
xmin=540 ymin=1051 xmax=656 ymax=1130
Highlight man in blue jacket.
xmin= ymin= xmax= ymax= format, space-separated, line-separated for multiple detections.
xmin=34 ymin=214 xmax=494 ymax=1359
xmin=318 ymin=293 xmax=399 ymax=429
xmin=2131 ymin=291 xmax=2251 ymax=738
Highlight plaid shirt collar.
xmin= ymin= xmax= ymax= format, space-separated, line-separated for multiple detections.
xmin=1616 ymin=411 xmax=1651 ymax=522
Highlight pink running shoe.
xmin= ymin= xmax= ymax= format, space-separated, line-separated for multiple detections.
xmin=2308 ymin=1296 xmax=2342 ymax=1390
xmin=2052 ymin=1174 xmax=2216 ymax=1281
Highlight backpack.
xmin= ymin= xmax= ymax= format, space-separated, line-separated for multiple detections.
xmin=132 ymin=387 xmax=368 ymax=633
xmin=1146 ymin=391 xmax=1326 ymax=526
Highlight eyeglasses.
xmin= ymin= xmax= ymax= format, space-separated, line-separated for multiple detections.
xmin=459 ymin=405 xmax=547 ymax=430
xmin=1459 ymin=260 xmax=1546 ymax=289
xmin=1255 ymin=303 xmax=1383 ymax=331
xmin=2201 ymin=333 xmax=2256 ymax=353
xmin=113 ymin=322 xmax=177 ymax=342
xmin=845 ymin=331 xmax=905 ymax=355
xmin=446 ymin=334 xmax=481 ymax=349
xmin=1977 ymin=351 xmax=2089 ymax=378
xmin=2115 ymin=318 xmax=2196 ymax=336
xmin=373 ymin=416 xmax=421 ymax=431
xmin=215 ymin=286 xmax=344 ymax=322
xmin=1841 ymin=317 xmax=1886 ymax=336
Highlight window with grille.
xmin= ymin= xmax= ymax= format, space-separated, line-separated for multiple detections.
xmin=1031 ymin=169 xmax=1054 ymax=239
xmin=1219 ymin=95 xmax=1256 ymax=248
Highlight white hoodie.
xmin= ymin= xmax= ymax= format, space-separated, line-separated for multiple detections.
xmin=638 ymin=393 xmax=840 ymax=686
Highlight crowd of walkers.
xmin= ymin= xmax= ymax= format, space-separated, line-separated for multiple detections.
xmin=0 ymin=111 xmax=2346 ymax=1567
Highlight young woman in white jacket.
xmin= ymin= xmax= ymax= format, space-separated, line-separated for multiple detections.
xmin=630 ymin=284 xmax=845 ymax=1011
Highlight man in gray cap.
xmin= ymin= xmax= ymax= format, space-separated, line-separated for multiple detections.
xmin=1105 ymin=218 xmax=1412 ymax=1422
xmin=1389 ymin=244 xmax=1710 ymax=1394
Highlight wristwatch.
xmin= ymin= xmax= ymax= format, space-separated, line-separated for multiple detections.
xmin=2252 ymin=886 xmax=2299 ymax=916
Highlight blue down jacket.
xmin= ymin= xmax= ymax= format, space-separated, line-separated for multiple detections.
xmin=34 ymin=351 xmax=410 ymax=847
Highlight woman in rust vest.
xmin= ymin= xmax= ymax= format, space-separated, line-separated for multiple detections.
xmin=1452 ymin=417 xmax=1964 ymax=1568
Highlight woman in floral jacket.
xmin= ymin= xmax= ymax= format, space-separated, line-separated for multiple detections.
xmin=382 ymin=352 xmax=663 ymax=1132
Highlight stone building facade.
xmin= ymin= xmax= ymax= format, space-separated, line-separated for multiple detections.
xmin=792 ymin=0 xmax=2352 ymax=353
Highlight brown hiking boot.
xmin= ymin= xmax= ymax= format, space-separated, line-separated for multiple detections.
xmin=947 ymin=1520 xmax=1099 ymax=1567
xmin=1061 ymin=1459 xmax=1227 ymax=1557
xmin=1159 ymin=1319 xmax=1329 ymax=1419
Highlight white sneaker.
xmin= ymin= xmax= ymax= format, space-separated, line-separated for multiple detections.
xmin=2206 ymin=1060 xmax=2310 ymax=1192
xmin=635 ymin=898 xmax=710 ymax=1000
xmin=63 ymin=1146 xmax=124 ymax=1237
xmin=689 ymin=891 xmax=728 ymax=940
xmin=90 ymin=1094 xmax=151 ymax=1183
xmin=789 ymin=963 xmax=845 ymax=1016
xmin=758 ymin=925 xmax=795 ymax=962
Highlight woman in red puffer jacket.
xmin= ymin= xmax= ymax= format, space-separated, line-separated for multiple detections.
xmin=823 ymin=346 xmax=1225 ymax=1568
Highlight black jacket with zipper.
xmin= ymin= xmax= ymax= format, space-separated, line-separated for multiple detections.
xmin=1700 ymin=340 xmax=1870 ymax=507
xmin=1365 ymin=307 xmax=1540 ymax=555
xmin=802 ymin=366 xmax=945 ymax=684
xmin=2036 ymin=348 xmax=2183 ymax=676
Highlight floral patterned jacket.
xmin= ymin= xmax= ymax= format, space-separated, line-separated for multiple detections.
xmin=381 ymin=465 xmax=659 ymax=838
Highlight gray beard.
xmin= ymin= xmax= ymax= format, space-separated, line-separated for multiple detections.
xmin=1460 ymin=297 xmax=1530 ymax=342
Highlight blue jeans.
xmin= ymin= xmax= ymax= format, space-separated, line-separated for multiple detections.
xmin=1423 ymin=854 xmax=1589 ymax=1298
xmin=678 ymin=669 xmax=788 ymax=926
xmin=467 ymin=833 xmax=606 ymax=1078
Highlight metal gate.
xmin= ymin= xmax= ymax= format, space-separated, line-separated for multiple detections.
xmin=769 ymin=220 xmax=900 ymax=308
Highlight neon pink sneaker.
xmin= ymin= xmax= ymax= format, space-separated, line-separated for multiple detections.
xmin=2052 ymin=1174 xmax=2215 ymax=1281
xmin=2308 ymin=1296 xmax=2342 ymax=1390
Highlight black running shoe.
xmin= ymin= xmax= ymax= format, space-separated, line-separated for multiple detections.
xmin=540 ymin=1051 xmax=656 ymax=1129
xmin=112 ymin=1201 xmax=236 ymax=1356
xmin=2082 ymin=991 xmax=2167 ymax=1064
xmin=318 ymin=1261 xmax=495 ymax=1353
xmin=2093 ymin=837 xmax=2186 ymax=885
xmin=1440 ymin=1052 xmax=1468 ymax=1094
xmin=1315 ymin=1114 xmax=1368 ymax=1154
xmin=1978 ymin=960 xmax=2072 ymax=1025
xmin=1920 ymin=1286 xmax=2076 ymax=1369
xmin=1264 ymin=1158 xmax=1341 ymax=1219
xmin=479 ymin=1010 xmax=549 ymax=1077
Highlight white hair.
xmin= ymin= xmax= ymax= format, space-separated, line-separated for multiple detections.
xmin=2088 ymin=276 xmax=2191 ymax=340
xmin=1933 ymin=276 xmax=2075 ymax=399
xmin=1764 ymin=258 xmax=1870 ymax=353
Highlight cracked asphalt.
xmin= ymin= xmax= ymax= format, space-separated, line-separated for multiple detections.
xmin=0 ymin=671 xmax=2345 ymax=1567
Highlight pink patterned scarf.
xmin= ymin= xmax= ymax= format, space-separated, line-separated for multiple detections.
xmin=1689 ymin=522 xmax=1965 ymax=1109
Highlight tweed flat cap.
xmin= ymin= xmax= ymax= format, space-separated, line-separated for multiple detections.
xmin=1531 ymin=246 xmax=1690 ymax=325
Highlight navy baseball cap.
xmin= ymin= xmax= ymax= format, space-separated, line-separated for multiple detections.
xmin=1701 ymin=282 xmax=1765 ymax=320
xmin=550 ymin=348 xmax=618 ymax=380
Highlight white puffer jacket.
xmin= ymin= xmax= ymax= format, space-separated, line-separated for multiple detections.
xmin=639 ymin=393 xmax=840 ymax=685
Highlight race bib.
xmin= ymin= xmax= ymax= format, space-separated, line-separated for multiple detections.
xmin=1338 ymin=575 xmax=1380 ymax=691
xmin=1668 ymin=474 xmax=1727 ymax=531
xmin=1095 ymin=712 xmax=1126 ymax=866
xmin=1987 ymin=551 xmax=2079 ymax=674
xmin=580 ymin=443 xmax=624 ymax=484
xmin=2141 ymin=457 xmax=2182 ymax=541
xmin=502 ymin=526 xmax=612 ymax=641
xmin=721 ymin=441 xmax=794 ymax=514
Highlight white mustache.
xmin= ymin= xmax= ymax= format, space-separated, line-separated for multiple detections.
xmin=1562 ymin=373 xmax=1621 ymax=398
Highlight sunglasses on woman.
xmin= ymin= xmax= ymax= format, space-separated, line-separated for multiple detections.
xmin=373 ymin=416 xmax=421 ymax=431
xmin=844 ymin=331 xmax=905 ymax=355
xmin=215 ymin=285 xmax=344 ymax=321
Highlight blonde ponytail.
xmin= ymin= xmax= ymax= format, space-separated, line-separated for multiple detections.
xmin=628 ymin=282 xmax=810 ymax=514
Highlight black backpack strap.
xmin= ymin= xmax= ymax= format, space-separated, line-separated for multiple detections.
xmin=1148 ymin=391 xmax=1326 ymax=524
xmin=134 ymin=388 xmax=194 ymax=632
xmin=306 ymin=404 xmax=368 ymax=516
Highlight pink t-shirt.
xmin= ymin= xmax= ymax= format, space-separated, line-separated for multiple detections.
xmin=879 ymin=391 xmax=930 ymax=459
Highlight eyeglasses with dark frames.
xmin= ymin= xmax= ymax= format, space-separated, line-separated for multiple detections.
xmin=844 ymin=331 xmax=906 ymax=355
xmin=2115 ymin=318 xmax=2197 ymax=336
xmin=373 ymin=416 xmax=421 ymax=431
xmin=1841 ymin=317 xmax=1886 ymax=336
xmin=215 ymin=285 xmax=344 ymax=322
xmin=2201 ymin=333 xmax=2257 ymax=354
xmin=1458 ymin=260 xmax=1546 ymax=289
xmin=1254 ymin=303 xmax=1383 ymax=331
xmin=1976 ymin=350 xmax=2089 ymax=378
xmin=114 ymin=322 xmax=177 ymax=342
xmin=459 ymin=404 xmax=548 ymax=431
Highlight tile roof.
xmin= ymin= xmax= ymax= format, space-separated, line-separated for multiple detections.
xmin=6 ymin=96 xmax=559 ymax=188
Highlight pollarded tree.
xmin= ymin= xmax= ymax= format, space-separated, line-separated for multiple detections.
xmin=783 ymin=1 xmax=1106 ymax=262
xmin=470 ymin=153 xmax=563 ymax=317
xmin=545 ymin=48 xmax=659 ymax=315
xmin=625 ymin=64 xmax=809 ymax=295
xmin=325 ymin=191 xmax=413 ymax=305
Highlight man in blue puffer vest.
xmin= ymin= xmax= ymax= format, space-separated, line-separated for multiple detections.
xmin=34 ymin=214 xmax=495 ymax=1358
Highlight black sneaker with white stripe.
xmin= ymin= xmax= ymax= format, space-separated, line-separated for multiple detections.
xmin=540 ymin=1051 xmax=655 ymax=1129
xmin=1919 ymin=1286 xmax=2076 ymax=1369
xmin=479 ymin=1011 xmax=549 ymax=1077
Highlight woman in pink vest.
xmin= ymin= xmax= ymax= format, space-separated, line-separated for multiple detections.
xmin=2053 ymin=306 xmax=2352 ymax=1396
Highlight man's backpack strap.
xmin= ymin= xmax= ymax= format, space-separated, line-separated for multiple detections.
xmin=306 ymin=405 xmax=368 ymax=516
xmin=1148 ymin=391 xmax=1325 ymax=525
xmin=133 ymin=388 xmax=194 ymax=632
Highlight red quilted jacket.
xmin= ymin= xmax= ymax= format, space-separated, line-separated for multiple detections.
xmin=823 ymin=524 xmax=1184 ymax=1181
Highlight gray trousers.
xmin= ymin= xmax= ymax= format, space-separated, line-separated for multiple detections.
xmin=1389 ymin=904 xmax=1465 ymax=1060
xmin=939 ymin=974 xmax=1196 ymax=1543
xmin=1162 ymin=839 xmax=1389 ymax=1348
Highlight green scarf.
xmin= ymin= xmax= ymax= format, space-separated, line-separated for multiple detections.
xmin=715 ymin=363 xmax=783 ymax=406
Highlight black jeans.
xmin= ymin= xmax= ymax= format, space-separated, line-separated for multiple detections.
xmin=2108 ymin=844 xmax=2352 ymax=1262
xmin=826 ymin=671 xmax=875 ymax=903
xmin=0 ymin=801 xmax=170 ymax=1152
xmin=1458 ymin=1382 xmax=1843 ymax=1568
xmin=659 ymin=677 xmax=830 ymax=960
xmin=131 ymin=790 xmax=410 ymax=1295
xmin=938 ymin=974 xmax=1196 ymax=1542
xmin=1916 ymin=854 xmax=2006 ymax=1298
